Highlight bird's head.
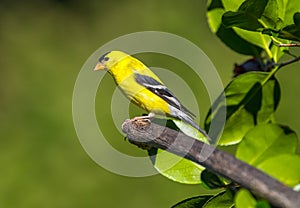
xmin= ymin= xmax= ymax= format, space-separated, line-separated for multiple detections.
xmin=93 ymin=51 xmax=129 ymax=71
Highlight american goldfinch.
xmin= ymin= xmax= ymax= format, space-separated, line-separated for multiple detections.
xmin=94 ymin=50 xmax=208 ymax=137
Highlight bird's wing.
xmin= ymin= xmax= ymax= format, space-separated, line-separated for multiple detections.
xmin=134 ymin=73 xmax=196 ymax=118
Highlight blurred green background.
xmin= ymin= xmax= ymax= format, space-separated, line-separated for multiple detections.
xmin=1 ymin=0 xmax=299 ymax=207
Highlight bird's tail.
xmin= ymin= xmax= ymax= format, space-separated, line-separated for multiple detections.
xmin=180 ymin=115 xmax=210 ymax=139
xmin=170 ymin=106 xmax=210 ymax=140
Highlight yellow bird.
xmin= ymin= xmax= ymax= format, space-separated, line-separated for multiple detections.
xmin=94 ymin=51 xmax=208 ymax=137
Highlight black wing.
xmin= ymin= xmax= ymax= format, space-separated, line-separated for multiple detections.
xmin=134 ymin=73 xmax=195 ymax=118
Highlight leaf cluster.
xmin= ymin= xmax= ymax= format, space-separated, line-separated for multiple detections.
xmin=163 ymin=0 xmax=300 ymax=207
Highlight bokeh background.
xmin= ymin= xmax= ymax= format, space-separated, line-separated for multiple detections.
xmin=1 ymin=0 xmax=299 ymax=207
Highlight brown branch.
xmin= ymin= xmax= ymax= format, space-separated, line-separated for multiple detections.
xmin=279 ymin=43 xmax=300 ymax=47
xmin=278 ymin=56 xmax=300 ymax=69
xmin=122 ymin=119 xmax=300 ymax=208
xmin=263 ymin=56 xmax=300 ymax=72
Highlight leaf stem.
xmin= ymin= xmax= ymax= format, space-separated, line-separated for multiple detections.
xmin=260 ymin=33 xmax=273 ymax=59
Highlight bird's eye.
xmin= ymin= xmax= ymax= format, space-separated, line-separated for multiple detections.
xmin=99 ymin=52 xmax=110 ymax=62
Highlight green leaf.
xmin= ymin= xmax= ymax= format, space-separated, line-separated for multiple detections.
xmin=205 ymin=72 xmax=280 ymax=145
xmin=201 ymin=169 xmax=227 ymax=189
xmin=275 ymin=13 xmax=300 ymax=41
xmin=173 ymin=120 xmax=210 ymax=144
xmin=222 ymin=0 xmax=245 ymax=11
xmin=263 ymin=26 xmax=300 ymax=42
xmin=280 ymin=14 xmax=300 ymax=42
xmin=203 ymin=190 xmax=234 ymax=208
xmin=207 ymin=0 xmax=262 ymax=55
xmin=207 ymin=7 xmax=224 ymax=33
xmin=238 ymin=0 xmax=268 ymax=17
xmin=222 ymin=0 xmax=299 ymax=32
xmin=236 ymin=124 xmax=298 ymax=165
xmin=235 ymin=189 xmax=256 ymax=208
xmin=222 ymin=11 xmax=264 ymax=31
xmin=234 ymin=28 xmax=271 ymax=50
xmin=150 ymin=149 xmax=204 ymax=184
xmin=171 ymin=195 xmax=214 ymax=208
xmin=294 ymin=12 xmax=300 ymax=26
xmin=222 ymin=0 xmax=273 ymax=57
xmin=235 ymin=189 xmax=271 ymax=208
xmin=257 ymin=154 xmax=300 ymax=187
xmin=261 ymin=0 xmax=283 ymax=30
xmin=255 ymin=201 xmax=271 ymax=208
xmin=207 ymin=0 xmax=224 ymax=11
xmin=222 ymin=0 xmax=268 ymax=31
xmin=216 ymin=26 xmax=262 ymax=55
xmin=262 ymin=11 xmax=300 ymax=41
xmin=149 ymin=119 xmax=208 ymax=184
xmin=278 ymin=1 xmax=300 ymax=26
xmin=208 ymin=0 xmax=299 ymax=57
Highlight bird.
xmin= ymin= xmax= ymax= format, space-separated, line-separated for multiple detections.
xmin=93 ymin=50 xmax=208 ymax=138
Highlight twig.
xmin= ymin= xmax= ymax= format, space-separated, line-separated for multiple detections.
xmin=262 ymin=56 xmax=300 ymax=72
xmin=278 ymin=56 xmax=300 ymax=69
xmin=122 ymin=119 xmax=300 ymax=208
xmin=279 ymin=43 xmax=300 ymax=47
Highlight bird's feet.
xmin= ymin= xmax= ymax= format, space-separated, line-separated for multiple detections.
xmin=130 ymin=112 xmax=155 ymax=122
xmin=127 ymin=112 xmax=155 ymax=130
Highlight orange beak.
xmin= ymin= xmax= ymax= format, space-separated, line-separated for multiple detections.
xmin=93 ymin=62 xmax=105 ymax=71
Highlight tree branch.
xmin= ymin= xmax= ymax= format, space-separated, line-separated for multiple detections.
xmin=278 ymin=56 xmax=300 ymax=69
xmin=122 ymin=119 xmax=300 ymax=208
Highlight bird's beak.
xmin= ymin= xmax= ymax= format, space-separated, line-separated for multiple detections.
xmin=93 ymin=62 xmax=105 ymax=71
